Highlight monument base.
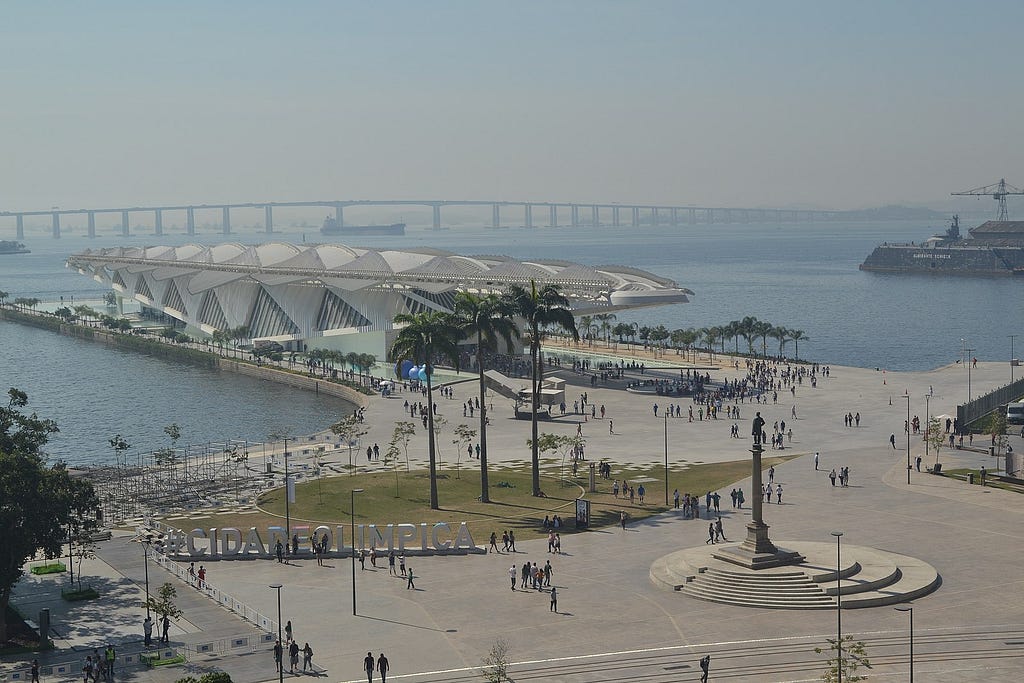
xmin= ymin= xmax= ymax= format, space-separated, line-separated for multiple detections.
xmin=712 ymin=521 xmax=805 ymax=569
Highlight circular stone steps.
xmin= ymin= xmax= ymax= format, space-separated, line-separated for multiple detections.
xmin=650 ymin=541 xmax=939 ymax=610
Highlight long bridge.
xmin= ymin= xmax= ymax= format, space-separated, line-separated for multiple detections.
xmin=1 ymin=199 xmax=849 ymax=239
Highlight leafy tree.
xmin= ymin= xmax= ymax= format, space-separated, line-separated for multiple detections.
xmin=612 ymin=322 xmax=633 ymax=343
xmin=815 ymin=636 xmax=871 ymax=682
xmin=1 ymin=389 xmax=97 ymax=643
xmin=0 ymin=290 xmax=8 ymax=306
xmin=330 ymin=414 xmax=368 ymax=474
xmin=390 ymin=311 xmax=462 ymax=509
xmin=925 ymin=416 xmax=945 ymax=467
xmin=384 ymin=441 xmax=403 ymax=497
xmin=390 ymin=421 xmax=416 ymax=472
xmin=481 ymin=638 xmax=511 ymax=683
xmin=528 ymin=432 xmax=585 ymax=486
xmin=451 ymin=424 xmax=477 ymax=480
xmin=453 ymin=291 xmax=519 ymax=502
xmin=144 ymin=582 xmax=183 ymax=623
xmin=109 ymin=434 xmax=131 ymax=464
xmin=504 ymin=281 xmax=579 ymax=498
xmin=991 ymin=410 xmax=1009 ymax=456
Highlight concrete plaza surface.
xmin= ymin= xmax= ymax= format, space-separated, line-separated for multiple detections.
xmin=6 ymin=351 xmax=1024 ymax=682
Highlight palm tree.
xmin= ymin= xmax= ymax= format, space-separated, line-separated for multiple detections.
xmin=789 ymin=329 xmax=808 ymax=360
xmin=0 ymin=290 xmax=8 ymax=307
xmin=504 ymin=281 xmax=579 ymax=497
xmin=389 ymin=311 xmax=462 ymax=509
xmin=578 ymin=315 xmax=593 ymax=345
xmin=739 ymin=316 xmax=759 ymax=355
xmin=755 ymin=320 xmax=774 ymax=357
xmin=595 ymin=312 xmax=617 ymax=345
xmin=773 ymin=326 xmax=790 ymax=357
xmin=453 ymin=292 xmax=519 ymax=503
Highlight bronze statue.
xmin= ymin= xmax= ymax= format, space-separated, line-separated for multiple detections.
xmin=752 ymin=412 xmax=765 ymax=445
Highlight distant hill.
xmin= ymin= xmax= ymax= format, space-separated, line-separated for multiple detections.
xmin=837 ymin=205 xmax=947 ymax=220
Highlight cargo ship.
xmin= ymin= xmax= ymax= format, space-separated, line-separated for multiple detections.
xmin=860 ymin=216 xmax=1024 ymax=276
xmin=321 ymin=217 xmax=405 ymax=236
xmin=0 ymin=240 xmax=30 ymax=255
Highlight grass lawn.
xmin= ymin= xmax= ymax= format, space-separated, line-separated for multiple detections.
xmin=159 ymin=454 xmax=799 ymax=542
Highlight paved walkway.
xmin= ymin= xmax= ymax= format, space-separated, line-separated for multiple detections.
xmin=6 ymin=355 xmax=1024 ymax=682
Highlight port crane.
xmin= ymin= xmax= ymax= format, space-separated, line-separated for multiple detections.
xmin=952 ymin=178 xmax=1024 ymax=221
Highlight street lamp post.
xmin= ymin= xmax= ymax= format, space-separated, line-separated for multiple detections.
xmin=831 ymin=531 xmax=844 ymax=683
xmin=283 ymin=437 xmax=291 ymax=554
xmin=269 ymin=583 xmax=284 ymax=683
xmin=141 ymin=541 xmax=151 ymax=618
xmin=925 ymin=394 xmax=930 ymax=460
xmin=895 ymin=605 xmax=914 ymax=683
xmin=350 ymin=488 xmax=364 ymax=615
xmin=1011 ymin=335 xmax=1018 ymax=384
xmin=965 ymin=348 xmax=975 ymax=403
xmin=663 ymin=412 xmax=669 ymax=506
xmin=903 ymin=394 xmax=911 ymax=484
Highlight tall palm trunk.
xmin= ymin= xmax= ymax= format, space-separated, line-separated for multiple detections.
xmin=425 ymin=359 xmax=439 ymax=509
xmin=530 ymin=327 xmax=541 ymax=497
xmin=476 ymin=333 xmax=490 ymax=502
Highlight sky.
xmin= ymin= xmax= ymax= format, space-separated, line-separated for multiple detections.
xmin=2 ymin=1 xmax=1023 ymax=211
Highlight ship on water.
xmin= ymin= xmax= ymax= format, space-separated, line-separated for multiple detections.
xmin=0 ymin=240 xmax=30 ymax=255
xmin=321 ymin=216 xmax=405 ymax=236
xmin=860 ymin=216 xmax=1024 ymax=276
xmin=860 ymin=179 xmax=1024 ymax=276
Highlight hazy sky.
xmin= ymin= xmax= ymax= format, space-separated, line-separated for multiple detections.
xmin=2 ymin=1 xmax=1022 ymax=211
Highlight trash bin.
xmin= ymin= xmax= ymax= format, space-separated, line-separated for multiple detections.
xmin=968 ymin=473 xmax=974 ymax=485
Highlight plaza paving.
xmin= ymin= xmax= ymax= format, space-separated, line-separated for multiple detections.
xmin=6 ymin=349 xmax=1024 ymax=682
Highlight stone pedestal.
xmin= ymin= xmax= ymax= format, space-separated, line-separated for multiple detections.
xmin=713 ymin=441 xmax=804 ymax=569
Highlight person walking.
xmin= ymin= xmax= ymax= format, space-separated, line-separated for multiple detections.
xmin=273 ymin=641 xmax=283 ymax=673
xmin=160 ymin=615 xmax=170 ymax=644
xmin=489 ymin=532 xmax=498 ymax=553
xmin=302 ymin=643 xmax=313 ymax=672
xmin=406 ymin=566 xmax=415 ymax=590
xmin=706 ymin=522 xmax=716 ymax=544
xmin=609 ymin=419 xmax=613 ymax=434
xmin=508 ymin=530 xmax=516 ymax=552
xmin=377 ymin=653 xmax=390 ymax=683
xmin=31 ymin=660 xmax=39 ymax=683
xmin=814 ymin=451 xmax=819 ymax=470
xmin=550 ymin=586 xmax=558 ymax=613
xmin=890 ymin=433 xmax=897 ymax=449
xmin=363 ymin=651 xmax=376 ymax=682
xmin=398 ymin=554 xmax=406 ymax=577
xmin=620 ymin=510 xmax=627 ymax=530
xmin=544 ymin=560 xmax=553 ymax=587
xmin=776 ymin=483 xmax=783 ymax=504
xmin=700 ymin=654 xmax=711 ymax=683
xmin=289 ymin=640 xmax=300 ymax=673
xmin=388 ymin=551 xmax=397 ymax=575
xmin=715 ymin=517 xmax=726 ymax=542
xmin=509 ymin=565 xmax=518 ymax=590
xmin=829 ymin=468 xmax=837 ymax=487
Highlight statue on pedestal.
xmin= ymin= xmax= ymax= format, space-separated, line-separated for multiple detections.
xmin=752 ymin=412 xmax=765 ymax=445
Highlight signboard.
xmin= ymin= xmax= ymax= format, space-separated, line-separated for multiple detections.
xmin=575 ymin=498 xmax=591 ymax=529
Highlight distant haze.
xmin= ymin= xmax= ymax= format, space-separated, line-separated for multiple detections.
xmin=2 ymin=1 xmax=1022 ymax=211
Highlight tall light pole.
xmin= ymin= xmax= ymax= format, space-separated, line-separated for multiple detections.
xmin=966 ymin=348 xmax=975 ymax=404
xmin=269 ymin=583 xmax=284 ymax=683
xmin=141 ymin=540 xmax=151 ymax=618
xmin=1010 ymin=335 xmax=1018 ymax=384
xmin=283 ymin=437 xmax=291 ymax=553
xmin=925 ymin=394 xmax=930 ymax=460
xmin=831 ymin=531 xmax=844 ymax=683
xmin=663 ymin=412 xmax=669 ymax=506
xmin=350 ymin=488 xmax=364 ymax=615
xmin=903 ymin=394 xmax=911 ymax=484
xmin=895 ymin=605 xmax=914 ymax=683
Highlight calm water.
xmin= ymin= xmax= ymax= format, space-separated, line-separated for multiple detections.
xmin=2 ymin=219 xmax=1021 ymax=462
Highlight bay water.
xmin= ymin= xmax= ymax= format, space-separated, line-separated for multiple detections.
xmin=2 ymin=219 xmax=1020 ymax=463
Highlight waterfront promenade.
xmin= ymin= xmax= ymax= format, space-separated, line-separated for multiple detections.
xmin=5 ymin=350 xmax=1024 ymax=682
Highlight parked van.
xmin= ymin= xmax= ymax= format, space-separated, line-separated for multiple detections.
xmin=1007 ymin=401 xmax=1024 ymax=425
